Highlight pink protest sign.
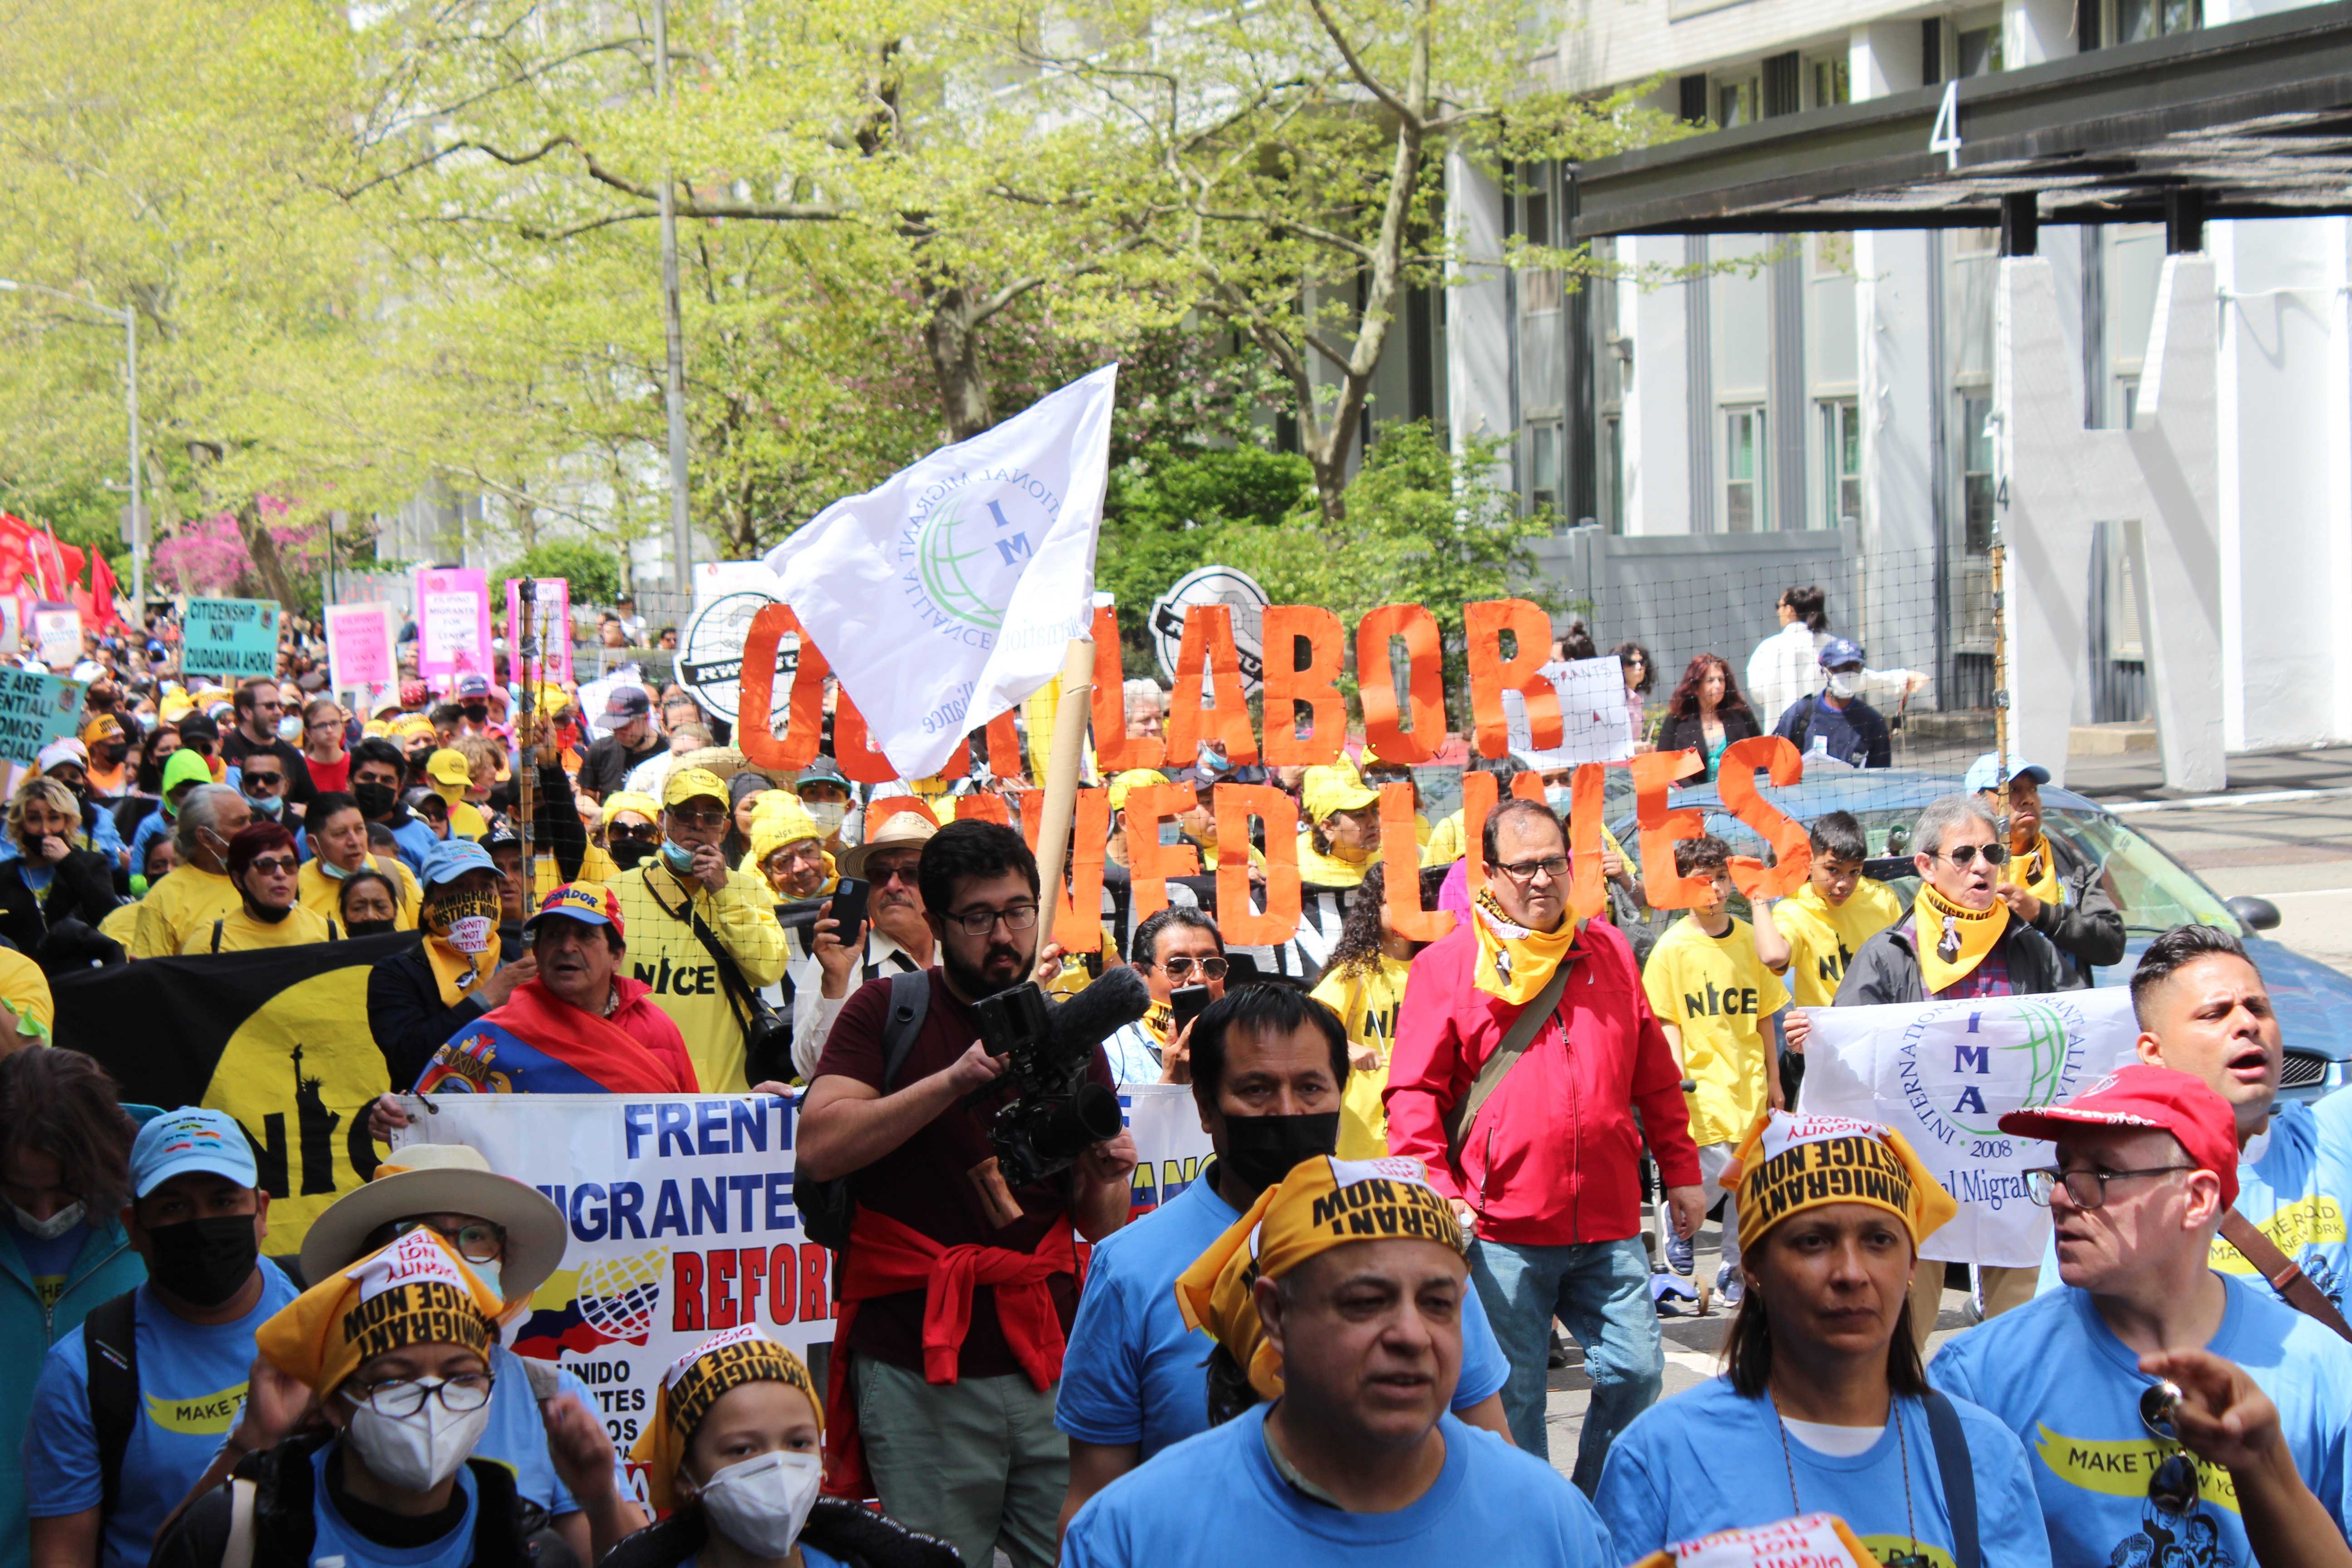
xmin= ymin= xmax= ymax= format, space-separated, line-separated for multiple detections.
xmin=325 ymin=603 xmax=396 ymax=690
xmin=414 ymin=568 xmax=492 ymax=681
xmin=503 ymin=577 xmax=573 ymax=686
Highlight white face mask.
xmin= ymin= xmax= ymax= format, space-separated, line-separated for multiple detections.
xmin=696 ymin=1449 xmax=822 ymax=1557
xmin=11 ymin=1200 xmax=83 ymax=1240
xmin=804 ymin=800 xmax=847 ymax=836
xmin=277 ymin=715 xmax=305 ymax=744
xmin=445 ymin=914 xmax=495 ymax=955
xmin=343 ymin=1390 xmax=494 ymax=1492
xmin=1825 ymin=671 xmax=1860 ymax=700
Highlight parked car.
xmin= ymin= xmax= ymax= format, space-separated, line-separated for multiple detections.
xmin=1609 ymin=767 xmax=2350 ymax=1102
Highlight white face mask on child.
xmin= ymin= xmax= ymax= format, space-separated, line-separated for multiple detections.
xmin=696 ymin=1449 xmax=822 ymax=1557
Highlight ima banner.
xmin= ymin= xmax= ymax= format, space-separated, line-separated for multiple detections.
xmin=391 ymin=1081 xmax=1213 ymax=1467
xmin=1796 ymin=987 xmax=2141 ymax=1266
xmin=55 ymin=935 xmax=412 ymax=1246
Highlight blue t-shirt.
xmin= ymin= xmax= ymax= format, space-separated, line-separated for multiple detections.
xmin=1055 ymin=1167 xmax=1511 ymax=1457
xmin=24 ymin=1259 xmax=301 ymax=1568
xmin=310 ymin=1441 xmax=479 ymax=1568
xmin=1931 ymin=1274 xmax=2352 ymax=1568
xmin=1597 ymin=1375 xmax=2051 ymax=1568
xmin=2034 ymin=1098 xmax=2352 ymax=1311
xmin=1063 ymin=1405 xmax=1616 ymax=1568
xmin=469 ymin=1346 xmax=625 ymax=1516
xmin=15 ymin=1220 xmax=90 ymax=1311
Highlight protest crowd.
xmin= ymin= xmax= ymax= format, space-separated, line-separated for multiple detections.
xmin=0 ymin=462 xmax=2347 ymax=1568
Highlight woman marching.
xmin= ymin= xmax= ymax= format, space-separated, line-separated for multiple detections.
xmin=1596 ymin=1110 xmax=2054 ymax=1568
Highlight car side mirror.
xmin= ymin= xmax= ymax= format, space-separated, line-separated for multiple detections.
xmin=2226 ymin=896 xmax=2282 ymax=932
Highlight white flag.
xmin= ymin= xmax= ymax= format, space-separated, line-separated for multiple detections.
xmin=1796 ymin=988 xmax=2141 ymax=1266
xmin=762 ymin=364 xmax=1117 ymax=778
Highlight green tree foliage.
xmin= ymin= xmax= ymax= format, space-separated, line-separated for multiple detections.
xmin=511 ymin=540 xmax=626 ymax=605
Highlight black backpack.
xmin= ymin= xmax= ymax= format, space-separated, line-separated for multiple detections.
xmin=794 ymin=969 xmax=933 ymax=1249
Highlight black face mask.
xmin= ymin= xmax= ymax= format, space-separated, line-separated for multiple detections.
xmin=1217 ymin=1111 xmax=1342 ymax=1194
xmin=353 ymin=781 xmax=398 ymax=819
xmin=144 ymin=1214 xmax=260 ymax=1308
xmin=100 ymin=743 xmax=129 ymax=767
xmin=608 ymin=838 xmax=656 ymax=870
xmin=138 ymin=760 xmax=165 ymax=793
xmin=462 ymin=703 xmax=489 ymax=724
xmin=346 ymin=918 xmax=398 ymax=937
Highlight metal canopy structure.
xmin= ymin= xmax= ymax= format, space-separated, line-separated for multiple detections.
xmin=1571 ymin=0 xmax=2352 ymax=239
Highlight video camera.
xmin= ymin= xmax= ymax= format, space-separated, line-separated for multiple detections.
xmin=968 ymin=966 xmax=1150 ymax=1188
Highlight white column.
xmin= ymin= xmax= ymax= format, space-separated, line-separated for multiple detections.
xmin=1445 ymin=147 xmax=1512 ymax=486
xmin=1626 ymin=234 xmax=1690 ymax=535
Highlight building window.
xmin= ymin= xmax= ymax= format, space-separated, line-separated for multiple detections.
xmin=1520 ymin=179 xmax=1562 ymax=314
xmin=1957 ymin=17 xmax=2004 ymax=75
xmin=1810 ymin=55 xmax=1851 ymax=108
xmin=1716 ymin=74 xmax=1760 ymax=128
xmin=1528 ymin=422 xmax=1562 ymax=512
xmin=1961 ymin=394 xmax=1995 ymax=553
xmin=2116 ymin=0 xmax=2195 ymax=42
xmin=1725 ymin=406 xmax=1767 ymax=531
xmin=1821 ymin=400 xmax=1860 ymax=528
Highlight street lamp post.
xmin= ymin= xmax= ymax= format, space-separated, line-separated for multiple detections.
xmin=0 ymin=279 xmax=142 ymax=621
xmin=651 ymin=0 xmax=693 ymax=597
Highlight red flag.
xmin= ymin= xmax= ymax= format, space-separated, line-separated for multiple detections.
xmin=85 ymin=553 xmax=126 ymax=632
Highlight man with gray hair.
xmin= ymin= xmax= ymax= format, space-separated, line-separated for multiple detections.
xmin=1835 ymin=790 xmax=2063 ymax=1332
xmin=131 ymin=783 xmax=252 ymax=956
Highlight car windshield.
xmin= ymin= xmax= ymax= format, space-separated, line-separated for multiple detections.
xmin=1631 ymin=797 xmax=2242 ymax=939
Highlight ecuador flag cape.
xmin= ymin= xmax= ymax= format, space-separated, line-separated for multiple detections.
xmin=415 ymin=980 xmax=689 ymax=1096
xmin=54 ymin=932 xmax=419 ymax=1250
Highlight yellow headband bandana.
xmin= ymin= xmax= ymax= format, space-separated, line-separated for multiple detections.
xmin=628 ymin=1324 xmax=822 ymax=1510
xmin=254 ymin=1229 xmax=502 ymax=1396
xmin=1914 ymin=882 xmax=2010 ymax=994
xmin=1723 ymin=1110 xmax=1956 ymax=1260
xmin=1175 ymin=1155 xmax=1466 ymax=1403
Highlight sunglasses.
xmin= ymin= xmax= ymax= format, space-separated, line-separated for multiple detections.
xmin=245 ymin=856 xmax=299 ymax=877
xmin=668 ymin=808 xmax=727 ymax=830
xmin=1154 ymin=956 xmax=1229 ymax=981
xmin=608 ymin=823 xmax=659 ymax=844
xmin=2139 ymin=1380 xmax=2205 ymax=1516
xmin=240 ymin=774 xmax=284 ymax=794
xmin=1939 ymin=841 xmax=2009 ymax=868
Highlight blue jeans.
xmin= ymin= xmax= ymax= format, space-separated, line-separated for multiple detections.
xmin=1469 ymin=1234 xmax=1663 ymax=1492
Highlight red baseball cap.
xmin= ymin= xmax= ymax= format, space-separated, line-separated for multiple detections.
xmin=527 ymin=882 xmax=626 ymax=944
xmin=1998 ymin=1063 xmax=2239 ymax=1208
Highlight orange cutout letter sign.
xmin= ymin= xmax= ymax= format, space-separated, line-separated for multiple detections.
xmin=1714 ymin=736 xmax=1812 ymax=898
xmin=1124 ymin=782 xmax=1204 ymax=923
xmin=1214 ymin=785 xmax=1299 ymax=947
xmin=1089 ymin=605 xmax=1164 ymax=772
xmin=1163 ymin=605 xmax=1260 ymax=766
xmin=1261 ymin=605 xmax=1345 ymax=767
xmin=1356 ymin=604 xmax=1446 ymax=764
xmin=1015 ymin=785 xmax=1109 ymax=953
xmin=1380 ymin=784 xmax=1451 ymax=943
xmin=737 ymin=604 xmax=828 ymax=772
xmin=1632 ymin=750 xmax=1711 ymax=909
xmin=1465 ymin=598 xmax=1562 ymax=760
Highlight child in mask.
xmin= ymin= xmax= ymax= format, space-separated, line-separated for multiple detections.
xmin=609 ymin=1324 xmax=958 ymax=1568
xmin=151 ymin=1227 xmax=624 ymax=1568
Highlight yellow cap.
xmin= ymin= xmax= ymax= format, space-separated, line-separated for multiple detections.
xmin=1107 ymin=769 xmax=1167 ymax=814
xmin=1301 ymin=762 xmax=1379 ymax=823
xmin=601 ymin=791 xmax=662 ymax=825
xmin=663 ymin=766 xmax=729 ymax=808
xmin=424 ymin=747 xmax=473 ymax=787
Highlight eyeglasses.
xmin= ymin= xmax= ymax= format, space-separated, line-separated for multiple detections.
xmin=946 ymin=903 xmax=1039 ymax=936
xmin=1154 ymin=956 xmax=1229 ymax=981
xmin=668 ymin=808 xmax=727 ymax=830
xmin=608 ymin=823 xmax=659 ymax=844
xmin=343 ymin=1374 xmax=495 ymax=1419
xmin=1495 ymin=855 xmax=1571 ymax=882
xmin=244 ymin=856 xmax=299 ymax=877
xmin=771 ymin=842 xmax=825 ymax=865
xmin=2024 ymin=1165 xmax=2192 ymax=1209
xmin=868 ymin=861 xmax=921 ymax=888
xmin=1938 ymin=841 xmax=2009 ymax=868
xmin=389 ymin=1215 xmax=505 ymax=1263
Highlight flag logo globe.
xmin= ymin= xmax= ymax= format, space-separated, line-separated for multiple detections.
xmin=915 ymin=499 xmax=1013 ymax=634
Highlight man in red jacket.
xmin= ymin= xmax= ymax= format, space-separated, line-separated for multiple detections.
xmin=1386 ymin=796 xmax=1705 ymax=1493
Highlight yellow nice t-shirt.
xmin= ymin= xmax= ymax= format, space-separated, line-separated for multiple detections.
xmin=1772 ymin=877 xmax=1904 ymax=1008
xmin=1310 ymin=955 xmax=1411 ymax=1160
xmin=1643 ymin=912 xmax=1788 ymax=1148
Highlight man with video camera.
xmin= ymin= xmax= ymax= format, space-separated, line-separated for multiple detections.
xmin=799 ymin=819 xmax=1139 ymax=1568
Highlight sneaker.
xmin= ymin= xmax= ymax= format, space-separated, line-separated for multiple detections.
xmin=1664 ymin=1224 xmax=1694 ymax=1277
xmin=1716 ymin=1267 xmax=1745 ymax=1308
xmin=1548 ymin=1328 xmax=1569 ymax=1369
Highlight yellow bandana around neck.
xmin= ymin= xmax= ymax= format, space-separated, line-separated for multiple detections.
xmin=2014 ymin=833 xmax=2063 ymax=906
xmin=1914 ymin=883 xmax=2009 ymax=994
xmin=423 ymin=934 xmax=492 ymax=1008
xmin=1142 ymin=1001 xmax=1174 ymax=1044
xmin=1470 ymin=890 xmax=1580 ymax=1004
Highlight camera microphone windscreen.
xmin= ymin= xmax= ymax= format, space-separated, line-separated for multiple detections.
xmin=1049 ymin=964 xmax=1152 ymax=1058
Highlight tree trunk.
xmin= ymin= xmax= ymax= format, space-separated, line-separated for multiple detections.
xmin=1308 ymin=441 xmax=1348 ymax=524
xmin=925 ymin=288 xmax=993 ymax=441
xmin=512 ymin=480 xmax=539 ymax=551
xmin=234 ymin=497 xmax=304 ymax=610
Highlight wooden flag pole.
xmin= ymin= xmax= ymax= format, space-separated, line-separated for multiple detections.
xmin=1031 ymin=635 xmax=1097 ymax=952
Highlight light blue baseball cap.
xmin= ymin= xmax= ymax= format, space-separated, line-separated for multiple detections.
xmin=130 ymin=1107 xmax=259 ymax=1199
xmin=1962 ymin=752 xmax=2052 ymax=795
xmin=420 ymin=835 xmax=498 ymax=889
